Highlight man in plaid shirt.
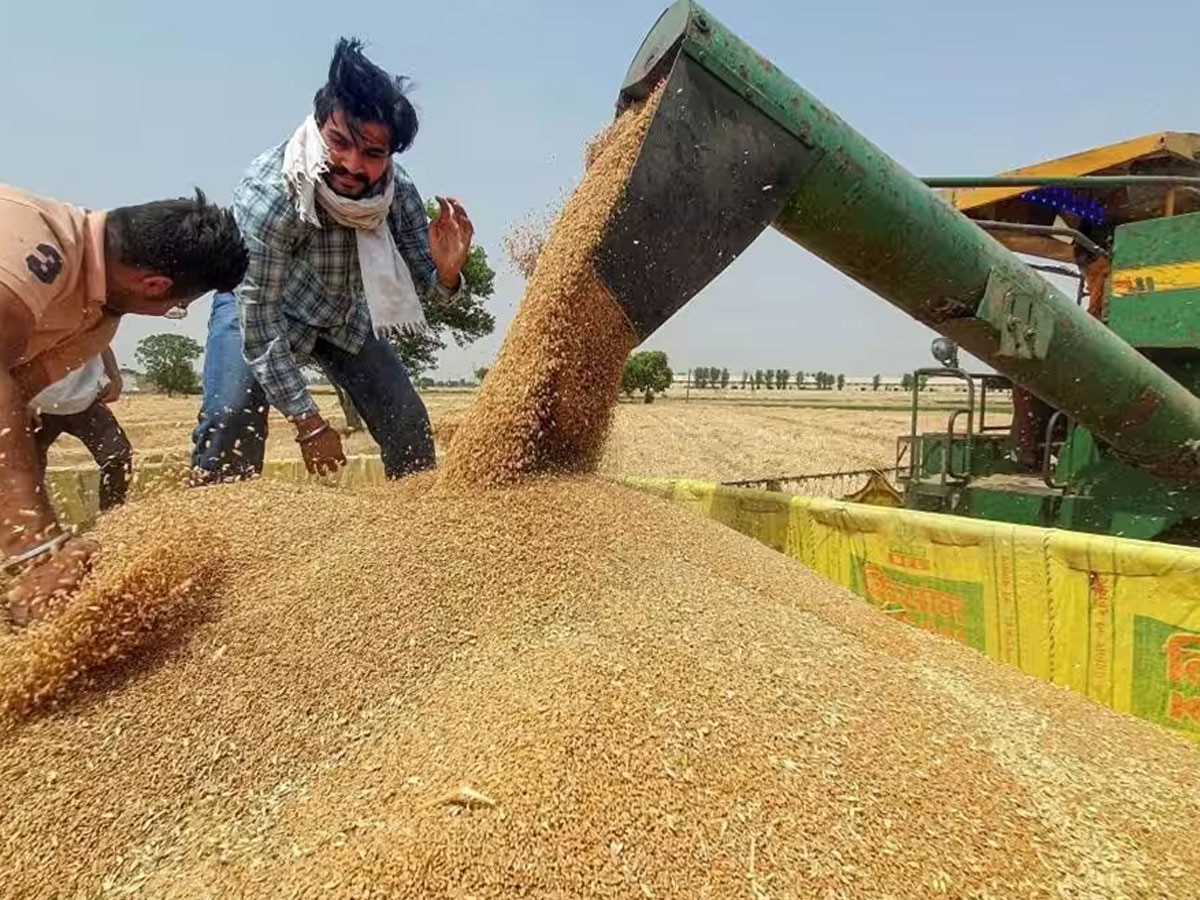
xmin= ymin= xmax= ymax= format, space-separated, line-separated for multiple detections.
xmin=191 ymin=37 xmax=474 ymax=482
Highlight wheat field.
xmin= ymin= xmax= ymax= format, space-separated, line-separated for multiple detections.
xmin=43 ymin=389 xmax=973 ymax=484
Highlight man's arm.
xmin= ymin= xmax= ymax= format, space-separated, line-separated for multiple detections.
xmin=98 ymin=346 xmax=122 ymax=402
xmin=0 ymin=290 xmax=63 ymax=559
xmin=233 ymin=181 xmax=319 ymax=422
xmin=100 ymin=347 xmax=119 ymax=381
xmin=389 ymin=172 xmax=465 ymax=304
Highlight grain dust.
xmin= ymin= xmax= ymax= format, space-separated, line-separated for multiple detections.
xmin=502 ymin=212 xmax=550 ymax=279
xmin=438 ymin=87 xmax=663 ymax=488
xmin=1 ymin=477 xmax=1198 ymax=899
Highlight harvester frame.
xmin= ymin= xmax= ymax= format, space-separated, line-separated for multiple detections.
xmin=898 ymin=134 xmax=1200 ymax=543
xmin=594 ymin=0 xmax=1200 ymax=545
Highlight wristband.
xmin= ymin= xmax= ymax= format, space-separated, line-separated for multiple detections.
xmin=295 ymin=422 xmax=330 ymax=444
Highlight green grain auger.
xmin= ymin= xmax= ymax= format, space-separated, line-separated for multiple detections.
xmin=596 ymin=0 xmax=1200 ymax=543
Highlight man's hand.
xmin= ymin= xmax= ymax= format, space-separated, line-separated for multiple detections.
xmin=98 ymin=372 xmax=122 ymax=404
xmin=6 ymin=535 xmax=100 ymax=629
xmin=429 ymin=196 xmax=474 ymax=290
xmin=294 ymin=414 xmax=347 ymax=477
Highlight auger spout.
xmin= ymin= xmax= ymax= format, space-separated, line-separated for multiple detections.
xmin=592 ymin=0 xmax=1200 ymax=480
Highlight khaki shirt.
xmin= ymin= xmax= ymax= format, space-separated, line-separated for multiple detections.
xmin=0 ymin=184 xmax=119 ymax=400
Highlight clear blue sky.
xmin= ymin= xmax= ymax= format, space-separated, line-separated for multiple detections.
xmin=3 ymin=0 xmax=1196 ymax=379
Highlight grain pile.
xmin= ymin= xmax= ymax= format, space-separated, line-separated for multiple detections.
xmin=437 ymin=88 xmax=662 ymax=488
xmin=2 ymin=477 xmax=1200 ymax=899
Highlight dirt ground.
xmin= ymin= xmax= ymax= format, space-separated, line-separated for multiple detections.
xmin=44 ymin=389 xmax=977 ymax=483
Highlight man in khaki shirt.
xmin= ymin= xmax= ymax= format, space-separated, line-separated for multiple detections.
xmin=0 ymin=183 xmax=248 ymax=628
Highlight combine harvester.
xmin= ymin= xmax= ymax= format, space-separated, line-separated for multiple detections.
xmin=601 ymin=1 xmax=1200 ymax=744
xmin=45 ymin=1 xmax=1200 ymax=744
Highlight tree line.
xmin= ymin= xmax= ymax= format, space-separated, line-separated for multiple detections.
xmin=127 ymin=333 xmax=925 ymax=404
xmin=689 ymin=367 xmax=870 ymax=391
xmin=617 ymin=355 xmax=905 ymax=403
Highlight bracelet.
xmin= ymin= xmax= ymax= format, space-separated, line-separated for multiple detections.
xmin=2 ymin=531 xmax=72 ymax=577
xmin=295 ymin=422 xmax=330 ymax=444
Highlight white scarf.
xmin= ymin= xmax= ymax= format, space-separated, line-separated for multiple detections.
xmin=282 ymin=114 xmax=428 ymax=339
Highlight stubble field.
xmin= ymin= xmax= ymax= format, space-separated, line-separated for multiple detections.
xmin=44 ymin=388 xmax=991 ymax=484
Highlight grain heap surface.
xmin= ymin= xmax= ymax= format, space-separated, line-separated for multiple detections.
xmin=438 ymin=88 xmax=661 ymax=488
xmin=2 ymin=476 xmax=1200 ymax=899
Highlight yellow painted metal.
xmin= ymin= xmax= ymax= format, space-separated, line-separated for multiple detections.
xmin=840 ymin=469 xmax=904 ymax=507
xmin=622 ymin=476 xmax=1200 ymax=744
xmin=940 ymin=131 xmax=1200 ymax=262
xmin=1111 ymin=260 xmax=1200 ymax=297
xmin=943 ymin=132 xmax=1200 ymax=212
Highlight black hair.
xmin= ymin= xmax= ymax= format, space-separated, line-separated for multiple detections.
xmin=313 ymin=37 xmax=418 ymax=155
xmin=105 ymin=188 xmax=249 ymax=299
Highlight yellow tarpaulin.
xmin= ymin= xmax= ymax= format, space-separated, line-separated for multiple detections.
xmin=1046 ymin=530 xmax=1200 ymax=738
xmin=622 ymin=476 xmax=1200 ymax=744
xmin=44 ymin=453 xmax=390 ymax=530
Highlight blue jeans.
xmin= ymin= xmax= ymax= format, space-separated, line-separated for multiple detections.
xmin=190 ymin=291 xmax=435 ymax=482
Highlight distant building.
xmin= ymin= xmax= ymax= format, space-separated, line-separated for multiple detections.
xmin=118 ymin=368 xmax=146 ymax=393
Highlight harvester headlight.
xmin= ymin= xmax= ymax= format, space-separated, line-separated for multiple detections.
xmin=931 ymin=337 xmax=959 ymax=368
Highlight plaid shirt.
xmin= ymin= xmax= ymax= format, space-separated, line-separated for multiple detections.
xmin=231 ymin=142 xmax=462 ymax=420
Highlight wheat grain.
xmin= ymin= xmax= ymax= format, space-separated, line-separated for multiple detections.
xmin=0 ymin=518 xmax=225 ymax=726
xmin=437 ymin=88 xmax=662 ymax=489
xmin=0 ymin=478 xmax=1197 ymax=899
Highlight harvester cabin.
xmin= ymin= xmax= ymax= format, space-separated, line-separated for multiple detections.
xmin=940 ymin=131 xmax=1200 ymax=263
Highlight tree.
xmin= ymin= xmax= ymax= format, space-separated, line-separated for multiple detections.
xmin=837 ymin=373 xmax=846 ymax=391
xmin=621 ymin=350 xmax=673 ymax=403
xmin=872 ymin=374 xmax=882 ymax=391
xmin=135 ymin=333 xmax=203 ymax=396
xmin=764 ymin=369 xmax=775 ymax=390
xmin=720 ymin=368 xmax=730 ymax=389
xmin=386 ymin=200 xmax=498 ymax=380
xmin=474 ymin=366 xmax=490 ymax=383
xmin=754 ymin=370 xmax=764 ymax=390
xmin=693 ymin=368 xmax=708 ymax=389
xmin=901 ymin=372 xmax=914 ymax=391
xmin=795 ymin=371 xmax=805 ymax=389
xmin=741 ymin=371 xmax=750 ymax=389
xmin=776 ymin=369 xmax=790 ymax=390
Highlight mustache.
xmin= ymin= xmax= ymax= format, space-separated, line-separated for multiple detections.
xmin=326 ymin=165 xmax=370 ymax=186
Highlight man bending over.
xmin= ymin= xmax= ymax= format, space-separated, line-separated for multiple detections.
xmin=29 ymin=347 xmax=133 ymax=514
xmin=0 ymin=183 xmax=247 ymax=627
xmin=190 ymin=37 xmax=474 ymax=484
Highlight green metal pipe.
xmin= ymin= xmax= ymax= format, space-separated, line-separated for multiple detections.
xmin=923 ymin=175 xmax=1200 ymax=189
xmin=608 ymin=0 xmax=1200 ymax=480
